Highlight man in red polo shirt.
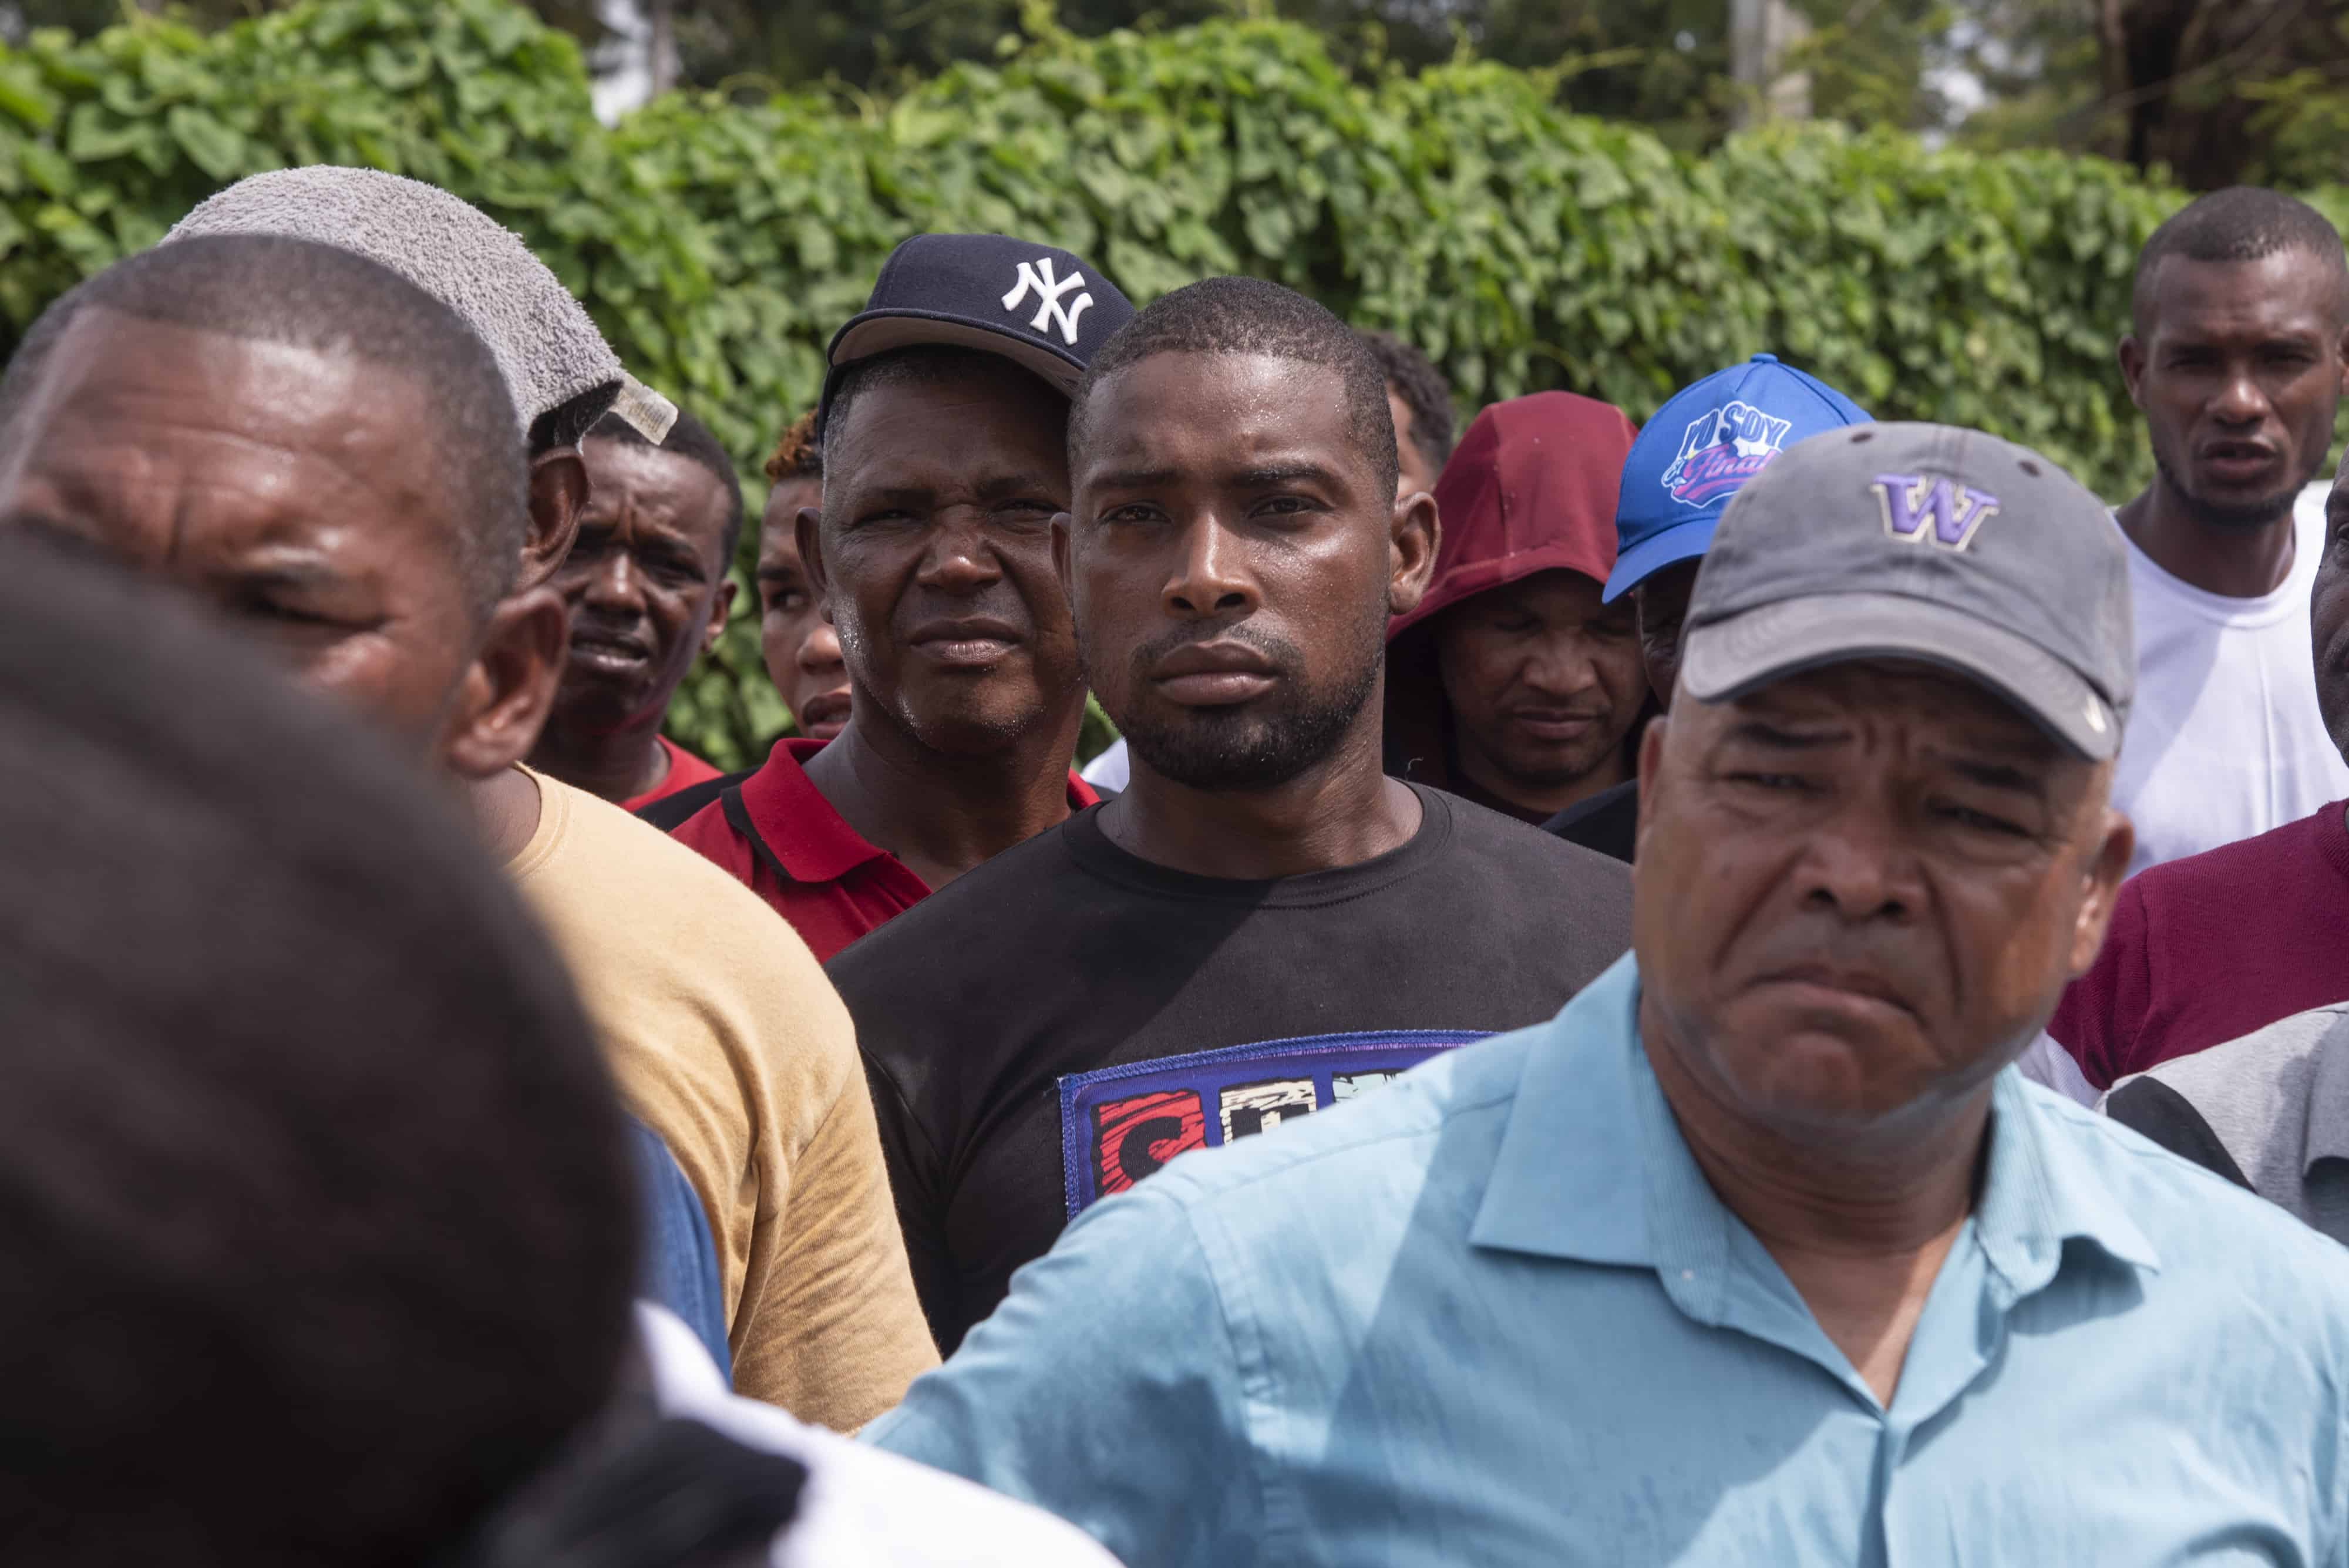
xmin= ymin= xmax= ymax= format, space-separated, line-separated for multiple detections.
xmin=669 ymin=235 xmax=1134 ymax=960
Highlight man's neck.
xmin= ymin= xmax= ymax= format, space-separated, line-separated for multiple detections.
xmin=527 ymin=715 xmax=668 ymax=806
xmin=799 ymin=705 xmax=1083 ymax=893
xmin=2115 ymin=482 xmax=2299 ymax=599
xmin=470 ymin=765 xmax=545 ymax=866
xmin=1455 ymin=741 xmax=1629 ymax=825
xmin=1638 ymin=992 xmax=1990 ymax=1407
xmin=1105 ymin=717 xmax=1422 ymax=880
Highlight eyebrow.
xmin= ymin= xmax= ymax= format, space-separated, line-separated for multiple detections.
xmin=1232 ymin=461 xmax=1343 ymax=489
xmin=1723 ymin=719 xmax=1847 ymax=751
xmin=1945 ymin=756 xmax=2048 ymax=798
xmin=754 ymin=563 xmax=805 ymax=584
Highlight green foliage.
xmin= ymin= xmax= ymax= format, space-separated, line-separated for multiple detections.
xmin=0 ymin=0 xmax=2338 ymax=769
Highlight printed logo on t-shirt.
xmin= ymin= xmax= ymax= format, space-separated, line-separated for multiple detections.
xmin=1056 ymin=1031 xmax=1487 ymax=1218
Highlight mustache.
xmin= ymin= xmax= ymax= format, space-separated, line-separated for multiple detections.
xmin=1128 ymin=622 xmax=1304 ymax=681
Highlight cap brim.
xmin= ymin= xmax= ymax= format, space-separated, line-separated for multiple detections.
xmin=1603 ymin=518 xmax=1716 ymax=603
xmin=829 ymin=311 xmax=1086 ymax=394
xmin=1679 ymin=590 xmax=2121 ymax=760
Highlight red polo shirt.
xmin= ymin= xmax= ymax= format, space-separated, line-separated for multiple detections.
xmin=621 ymin=735 xmax=724 ymax=813
xmin=667 ymin=736 xmax=1099 ymax=963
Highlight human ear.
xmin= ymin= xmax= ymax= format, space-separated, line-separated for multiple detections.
xmin=441 ymin=587 xmax=567 ymax=780
xmin=1385 ymin=489 xmax=1441 ymax=619
xmin=795 ymin=505 xmax=833 ymax=625
xmin=699 ymin=578 xmax=736 ymax=655
xmin=1633 ymin=714 xmax=1671 ymax=857
xmin=2116 ymin=335 xmax=2148 ymax=408
xmin=518 ymin=447 xmax=590 ymax=590
xmin=2065 ymin=804 xmax=2136 ymax=978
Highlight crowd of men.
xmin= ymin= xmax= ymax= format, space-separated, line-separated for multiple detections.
xmin=5 ymin=159 xmax=2349 ymax=1565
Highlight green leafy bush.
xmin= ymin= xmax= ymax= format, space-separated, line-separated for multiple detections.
xmin=1 ymin=0 xmax=2341 ymax=766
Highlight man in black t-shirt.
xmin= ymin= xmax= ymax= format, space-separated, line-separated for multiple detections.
xmin=829 ymin=277 xmax=1634 ymax=1352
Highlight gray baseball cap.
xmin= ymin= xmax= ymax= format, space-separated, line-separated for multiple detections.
xmin=1678 ymin=422 xmax=2133 ymax=760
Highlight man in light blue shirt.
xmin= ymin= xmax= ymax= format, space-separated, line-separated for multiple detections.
xmin=869 ymin=416 xmax=2349 ymax=1563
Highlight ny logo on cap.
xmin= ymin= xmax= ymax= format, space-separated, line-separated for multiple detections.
xmin=1002 ymin=257 xmax=1094 ymax=346
xmin=1875 ymin=472 xmax=2000 ymax=551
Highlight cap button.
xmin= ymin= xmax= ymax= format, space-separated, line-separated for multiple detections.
xmin=1750 ymin=353 xmax=1779 ymax=364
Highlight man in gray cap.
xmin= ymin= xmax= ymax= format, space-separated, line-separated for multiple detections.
xmin=866 ymin=423 xmax=2349 ymax=1565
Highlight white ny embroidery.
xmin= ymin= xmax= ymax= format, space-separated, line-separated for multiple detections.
xmin=1002 ymin=257 xmax=1094 ymax=346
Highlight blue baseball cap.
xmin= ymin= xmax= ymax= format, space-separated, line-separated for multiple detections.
xmin=1602 ymin=354 xmax=1870 ymax=601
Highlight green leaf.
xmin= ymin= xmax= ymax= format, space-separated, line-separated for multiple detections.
xmin=166 ymin=105 xmax=246 ymax=181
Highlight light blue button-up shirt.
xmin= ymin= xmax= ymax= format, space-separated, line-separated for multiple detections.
xmin=868 ymin=953 xmax=2349 ymax=1566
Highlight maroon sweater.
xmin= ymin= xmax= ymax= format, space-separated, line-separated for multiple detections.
xmin=2050 ymin=799 xmax=2349 ymax=1091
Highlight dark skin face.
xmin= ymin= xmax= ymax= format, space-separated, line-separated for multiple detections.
xmin=536 ymin=436 xmax=735 ymax=762
xmin=0 ymin=310 xmax=562 ymax=788
xmin=1631 ymin=557 xmax=1700 ymax=706
xmin=2119 ymin=251 xmax=2349 ymax=539
xmin=1634 ymin=660 xmax=2132 ymax=1141
xmin=2318 ymin=456 xmax=2349 ymax=759
xmin=799 ymin=362 xmax=1082 ymax=755
xmin=758 ymin=475 xmax=849 ymax=741
xmin=1057 ymin=350 xmax=1438 ymax=877
xmin=1433 ymin=568 xmax=1647 ymax=815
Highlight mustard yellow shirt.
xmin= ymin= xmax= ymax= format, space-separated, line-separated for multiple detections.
xmin=507 ymin=768 xmax=935 ymax=1426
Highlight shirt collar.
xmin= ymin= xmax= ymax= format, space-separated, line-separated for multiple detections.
xmin=737 ymin=738 xmax=896 ymax=884
xmin=736 ymin=738 xmax=1102 ymax=886
xmin=1469 ymin=952 xmax=2160 ymax=1291
xmin=2297 ymin=1008 xmax=2349 ymax=1172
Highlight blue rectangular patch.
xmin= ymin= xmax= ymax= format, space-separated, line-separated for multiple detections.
xmin=1058 ymin=1030 xmax=1487 ymax=1219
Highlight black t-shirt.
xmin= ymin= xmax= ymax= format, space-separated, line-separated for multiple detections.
xmin=1545 ymin=778 xmax=1638 ymax=863
xmin=827 ymin=783 xmax=1634 ymax=1352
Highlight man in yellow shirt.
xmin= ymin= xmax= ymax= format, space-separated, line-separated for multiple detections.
xmin=0 ymin=231 xmax=935 ymax=1425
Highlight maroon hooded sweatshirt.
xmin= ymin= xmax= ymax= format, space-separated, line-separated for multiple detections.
xmin=1383 ymin=391 xmax=1641 ymax=810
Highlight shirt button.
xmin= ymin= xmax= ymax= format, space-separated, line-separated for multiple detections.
xmin=1681 ymin=1270 xmax=1695 ymax=1281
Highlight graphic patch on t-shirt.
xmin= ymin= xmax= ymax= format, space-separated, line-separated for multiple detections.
xmin=1056 ymin=1030 xmax=1487 ymax=1217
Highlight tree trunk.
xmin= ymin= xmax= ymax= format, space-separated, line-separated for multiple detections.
xmin=647 ymin=0 xmax=678 ymax=97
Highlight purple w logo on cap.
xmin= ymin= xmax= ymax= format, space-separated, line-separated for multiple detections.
xmin=1874 ymin=473 xmax=2000 ymax=551
xmin=1660 ymin=400 xmax=1795 ymax=509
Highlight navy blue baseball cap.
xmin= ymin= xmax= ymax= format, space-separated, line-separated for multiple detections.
xmin=1603 ymin=354 xmax=1870 ymax=602
xmin=817 ymin=233 xmax=1135 ymax=432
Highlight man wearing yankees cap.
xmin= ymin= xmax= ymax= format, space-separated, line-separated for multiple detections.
xmin=665 ymin=234 xmax=1133 ymax=961
xmin=868 ymin=422 xmax=2349 ymax=1566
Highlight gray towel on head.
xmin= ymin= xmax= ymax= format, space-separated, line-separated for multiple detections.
xmin=166 ymin=166 xmax=675 ymax=443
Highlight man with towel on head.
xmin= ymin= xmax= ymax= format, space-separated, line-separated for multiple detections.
xmin=139 ymin=170 xmax=936 ymax=1424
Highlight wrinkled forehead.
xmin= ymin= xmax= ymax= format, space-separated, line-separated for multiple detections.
xmin=1697 ymin=657 xmax=2067 ymax=762
xmin=1 ymin=308 xmax=448 ymax=560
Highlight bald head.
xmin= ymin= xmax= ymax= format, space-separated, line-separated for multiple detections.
xmin=0 ymin=235 xmax=527 ymax=620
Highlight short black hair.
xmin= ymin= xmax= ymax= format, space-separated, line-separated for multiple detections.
xmin=0 ymin=233 xmax=528 ymax=624
xmin=585 ymin=403 xmax=745 ymax=564
xmin=1069 ymin=276 xmax=1399 ymax=497
xmin=2132 ymin=186 xmax=2349 ymax=333
xmin=819 ymin=344 xmax=1064 ymax=474
xmin=0 ymin=531 xmax=637 ymax=1567
xmin=1358 ymin=329 xmax=1455 ymax=476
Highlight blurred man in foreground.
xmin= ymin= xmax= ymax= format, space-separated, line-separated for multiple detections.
xmin=871 ymin=425 xmax=2349 ymax=1567
xmin=834 ymin=278 xmax=1632 ymax=1352
xmin=1382 ymin=391 xmax=1645 ymax=823
xmin=529 ymin=408 xmax=741 ymax=810
xmin=0 ymin=234 xmax=933 ymax=1423
xmin=0 ymin=534 xmax=1120 ymax=1568
xmin=668 ymin=235 xmax=1128 ymax=959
